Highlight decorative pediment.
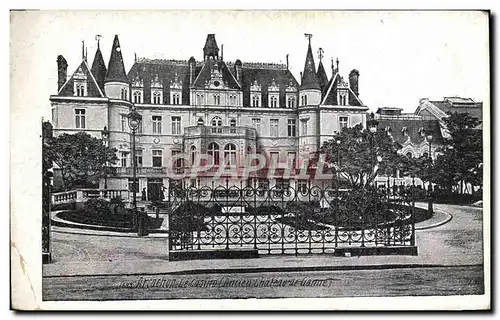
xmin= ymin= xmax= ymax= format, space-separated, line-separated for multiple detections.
xmin=151 ymin=74 xmax=162 ymax=88
xmin=73 ymin=66 xmax=87 ymax=80
xmin=286 ymin=80 xmax=297 ymax=92
xmin=268 ymin=78 xmax=279 ymax=92
xmin=337 ymin=76 xmax=349 ymax=89
xmin=132 ymin=74 xmax=143 ymax=88
xmin=250 ymin=79 xmax=262 ymax=92
xmin=170 ymin=72 xmax=182 ymax=90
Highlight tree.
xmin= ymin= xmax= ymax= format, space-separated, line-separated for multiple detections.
xmin=434 ymin=112 xmax=482 ymax=194
xmin=317 ymin=124 xmax=405 ymax=189
xmin=42 ymin=121 xmax=54 ymax=258
xmin=47 ymin=131 xmax=118 ymax=191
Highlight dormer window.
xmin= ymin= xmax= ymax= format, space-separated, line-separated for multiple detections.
xmin=252 ymin=95 xmax=260 ymax=107
xmin=287 ymin=96 xmax=295 ymax=108
xmin=152 ymin=91 xmax=162 ymax=104
xmin=269 ymin=96 xmax=278 ymax=108
xmin=171 ymin=93 xmax=181 ymax=105
xmin=75 ymin=83 xmax=86 ymax=97
xmin=133 ymin=91 xmax=142 ymax=104
xmin=338 ymin=91 xmax=347 ymax=105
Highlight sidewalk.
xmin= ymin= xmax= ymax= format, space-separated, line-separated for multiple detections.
xmin=43 ymin=203 xmax=483 ymax=278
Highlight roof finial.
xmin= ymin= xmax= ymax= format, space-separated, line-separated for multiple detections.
xmin=82 ymin=40 xmax=85 ymax=60
xmin=221 ymin=44 xmax=224 ymax=61
xmin=336 ymin=57 xmax=339 ymax=72
xmin=134 ymin=53 xmax=137 ymax=62
xmin=85 ymin=47 xmax=88 ymax=62
xmin=331 ymin=57 xmax=334 ymax=73
xmin=317 ymin=48 xmax=324 ymax=62
xmin=286 ymin=54 xmax=289 ymax=69
xmin=95 ymin=34 xmax=102 ymax=49
xmin=304 ymin=33 xmax=313 ymax=46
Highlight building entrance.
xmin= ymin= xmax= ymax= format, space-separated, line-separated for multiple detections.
xmin=147 ymin=178 xmax=163 ymax=202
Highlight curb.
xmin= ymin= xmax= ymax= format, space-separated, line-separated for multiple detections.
xmin=43 ymin=263 xmax=483 ymax=278
xmin=52 ymin=228 xmax=169 ymax=238
xmin=415 ymin=209 xmax=453 ymax=230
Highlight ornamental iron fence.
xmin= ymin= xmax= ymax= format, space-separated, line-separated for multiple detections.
xmin=167 ymin=179 xmax=418 ymax=256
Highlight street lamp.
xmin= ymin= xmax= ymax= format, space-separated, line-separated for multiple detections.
xmin=426 ymin=133 xmax=433 ymax=160
xmin=426 ymin=132 xmax=434 ymax=214
xmin=101 ymin=126 xmax=109 ymax=197
xmin=366 ymin=113 xmax=379 ymax=184
xmin=127 ymin=107 xmax=142 ymax=235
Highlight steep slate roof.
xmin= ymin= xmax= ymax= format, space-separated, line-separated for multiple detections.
xmin=105 ymin=35 xmax=128 ymax=83
xmin=375 ymin=118 xmax=444 ymax=146
xmin=230 ymin=63 xmax=299 ymax=108
xmin=127 ymin=59 xmax=199 ymax=105
xmin=316 ymin=61 xmax=329 ymax=98
xmin=191 ymin=59 xmax=241 ymax=89
xmin=203 ymin=34 xmax=219 ymax=57
xmin=431 ymin=99 xmax=483 ymax=120
xmin=320 ymin=72 xmax=364 ymax=106
xmin=58 ymin=60 xmax=104 ymax=97
xmin=300 ymin=43 xmax=321 ymax=90
xmin=90 ymin=43 xmax=107 ymax=91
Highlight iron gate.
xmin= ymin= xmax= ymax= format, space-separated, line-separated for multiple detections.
xmin=167 ymin=181 xmax=417 ymax=256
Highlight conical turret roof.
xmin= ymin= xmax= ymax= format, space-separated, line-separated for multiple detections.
xmin=300 ymin=43 xmax=320 ymax=90
xmin=316 ymin=60 xmax=328 ymax=95
xmin=105 ymin=35 xmax=128 ymax=83
xmin=91 ymin=42 xmax=107 ymax=91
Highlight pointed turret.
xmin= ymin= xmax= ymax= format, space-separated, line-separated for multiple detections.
xmin=105 ymin=35 xmax=128 ymax=83
xmin=300 ymin=40 xmax=320 ymax=91
xmin=316 ymin=60 xmax=328 ymax=95
xmin=91 ymin=40 xmax=107 ymax=91
xmin=203 ymin=34 xmax=219 ymax=60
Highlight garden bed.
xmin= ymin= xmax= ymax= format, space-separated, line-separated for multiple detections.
xmin=57 ymin=209 xmax=163 ymax=229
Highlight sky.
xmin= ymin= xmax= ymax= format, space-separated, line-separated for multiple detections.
xmin=11 ymin=10 xmax=489 ymax=119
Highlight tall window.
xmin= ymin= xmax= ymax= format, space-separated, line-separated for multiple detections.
xmin=208 ymin=142 xmax=220 ymax=166
xmin=171 ymin=150 xmax=183 ymax=169
xmin=252 ymin=118 xmax=261 ymax=132
xmin=301 ymin=120 xmax=308 ymax=135
xmin=229 ymin=118 xmax=236 ymax=133
xmin=211 ymin=116 xmax=222 ymax=133
xmin=213 ymin=94 xmax=220 ymax=105
xmin=120 ymin=114 xmax=128 ymax=132
xmin=287 ymin=119 xmax=296 ymax=137
xmin=171 ymin=116 xmax=181 ymax=135
xmin=224 ymin=143 xmax=237 ymax=166
xmin=133 ymin=91 xmax=142 ymax=103
xmin=301 ymin=95 xmax=308 ymax=106
xmin=152 ymin=150 xmax=162 ymax=167
xmin=75 ymin=83 xmax=85 ymax=97
xmin=229 ymin=94 xmax=236 ymax=105
xmin=152 ymin=91 xmax=162 ymax=104
xmin=120 ymin=151 xmax=128 ymax=167
xmin=287 ymin=152 xmax=296 ymax=168
xmin=196 ymin=94 xmax=203 ymax=105
xmin=152 ymin=116 xmax=162 ymax=134
xmin=172 ymin=93 xmax=180 ymax=105
xmin=137 ymin=119 xmax=143 ymax=134
xmin=270 ymin=119 xmax=279 ymax=137
xmin=75 ymin=109 xmax=86 ymax=129
xmin=339 ymin=92 xmax=347 ymax=105
xmin=270 ymin=96 xmax=278 ymax=108
xmin=135 ymin=150 xmax=143 ymax=167
xmin=339 ymin=116 xmax=348 ymax=129
xmin=270 ymin=151 xmax=279 ymax=164
xmin=287 ymin=96 xmax=295 ymax=108
xmin=121 ymin=88 xmax=128 ymax=100
xmin=128 ymin=178 xmax=139 ymax=193
xmin=252 ymin=95 xmax=260 ymax=107
xmin=190 ymin=145 xmax=196 ymax=165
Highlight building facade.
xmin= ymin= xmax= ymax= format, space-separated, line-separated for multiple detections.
xmin=50 ymin=34 xmax=368 ymax=200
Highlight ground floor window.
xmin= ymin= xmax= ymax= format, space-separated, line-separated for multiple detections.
xmin=128 ymin=178 xmax=139 ymax=193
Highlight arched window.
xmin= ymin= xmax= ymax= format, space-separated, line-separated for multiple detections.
xmin=213 ymin=94 xmax=220 ymax=105
xmin=76 ymin=83 xmax=85 ymax=97
xmin=211 ymin=116 xmax=222 ymax=133
xmin=190 ymin=145 xmax=196 ymax=165
xmin=208 ymin=142 xmax=220 ymax=166
xmin=229 ymin=118 xmax=236 ymax=133
xmin=252 ymin=95 xmax=259 ymax=107
xmin=152 ymin=91 xmax=162 ymax=104
xmin=270 ymin=96 xmax=278 ymax=108
xmin=224 ymin=143 xmax=237 ymax=166
xmin=133 ymin=91 xmax=142 ymax=103
xmin=287 ymin=96 xmax=295 ymax=108
xmin=197 ymin=117 xmax=204 ymax=126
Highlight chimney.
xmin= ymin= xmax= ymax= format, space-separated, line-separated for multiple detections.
xmin=221 ymin=44 xmax=224 ymax=61
xmin=57 ymin=55 xmax=68 ymax=91
xmin=188 ymin=56 xmax=196 ymax=85
xmin=235 ymin=59 xmax=242 ymax=83
xmin=349 ymin=69 xmax=360 ymax=96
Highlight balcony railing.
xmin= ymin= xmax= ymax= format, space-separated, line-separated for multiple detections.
xmin=115 ymin=167 xmax=169 ymax=176
xmin=184 ymin=126 xmax=256 ymax=139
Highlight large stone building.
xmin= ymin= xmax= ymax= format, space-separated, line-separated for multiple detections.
xmin=50 ymin=34 xmax=368 ymax=200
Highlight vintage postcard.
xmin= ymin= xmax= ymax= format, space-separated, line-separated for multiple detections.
xmin=10 ymin=10 xmax=490 ymax=310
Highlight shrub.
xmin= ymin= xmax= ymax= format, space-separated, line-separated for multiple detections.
xmin=84 ymin=198 xmax=111 ymax=216
xmin=110 ymin=196 xmax=127 ymax=215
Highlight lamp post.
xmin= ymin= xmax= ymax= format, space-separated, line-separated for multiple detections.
xmin=101 ymin=126 xmax=109 ymax=197
xmin=426 ymin=133 xmax=434 ymax=214
xmin=127 ymin=107 xmax=142 ymax=235
xmin=366 ymin=113 xmax=379 ymax=186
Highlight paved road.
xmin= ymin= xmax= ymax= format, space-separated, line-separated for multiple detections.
xmin=43 ymin=265 xmax=484 ymax=300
